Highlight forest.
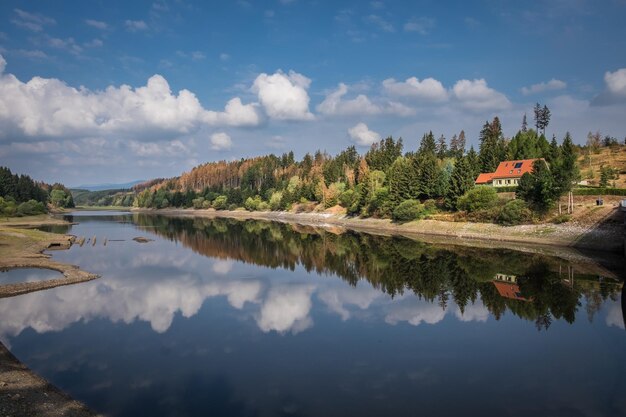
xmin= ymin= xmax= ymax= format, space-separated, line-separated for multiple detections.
xmin=0 ymin=166 xmax=74 ymax=217
xmin=126 ymin=106 xmax=624 ymax=225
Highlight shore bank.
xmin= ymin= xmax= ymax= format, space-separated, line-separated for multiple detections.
xmin=0 ymin=219 xmax=99 ymax=299
xmin=0 ymin=342 xmax=100 ymax=417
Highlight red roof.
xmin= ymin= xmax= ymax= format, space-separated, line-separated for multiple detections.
xmin=492 ymin=159 xmax=542 ymax=179
xmin=475 ymin=173 xmax=494 ymax=184
xmin=475 ymin=158 xmax=544 ymax=184
xmin=493 ymin=281 xmax=529 ymax=301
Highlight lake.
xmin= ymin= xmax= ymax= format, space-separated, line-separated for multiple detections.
xmin=1 ymin=211 xmax=625 ymax=417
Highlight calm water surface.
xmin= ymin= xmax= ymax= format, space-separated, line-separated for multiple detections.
xmin=1 ymin=212 xmax=625 ymax=417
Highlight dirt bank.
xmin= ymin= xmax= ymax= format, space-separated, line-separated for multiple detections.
xmin=0 ymin=224 xmax=99 ymax=299
xmin=0 ymin=342 xmax=101 ymax=417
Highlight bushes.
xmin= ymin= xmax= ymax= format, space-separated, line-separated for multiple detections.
xmin=392 ymin=199 xmax=425 ymax=222
xmin=552 ymin=214 xmax=571 ymax=224
xmin=573 ymin=187 xmax=626 ymax=196
xmin=457 ymin=186 xmax=498 ymax=212
xmin=15 ymin=199 xmax=46 ymax=216
xmin=212 ymin=195 xmax=228 ymax=210
xmin=497 ymin=199 xmax=532 ymax=226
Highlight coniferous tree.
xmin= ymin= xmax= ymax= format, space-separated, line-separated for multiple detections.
xmin=466 ymin=146 xmax=480 ymax=180
xmin=521 ymin=114 xmax=528 ymax=132
xmin=445 ymin=156 xmax=475 ymax=209
xmin=457 ymin=130 xmax=466 ymax=157
xmin=388 ymin=157 xmax=415 ymax=206
xmin=436 ymin=135 xmax=448 ymax=159
xmin=547 ymin=135 xmax=560 ymax=165
xmin=478 ymin=117 xmax=504 ymax=173
xmin=516 ymin=160 xmax=557 ymax=212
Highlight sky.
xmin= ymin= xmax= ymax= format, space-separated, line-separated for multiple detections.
xmin=1 ymin=0 xmax=625 ymax=186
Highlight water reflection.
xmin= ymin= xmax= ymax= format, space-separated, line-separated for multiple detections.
xmin=0 ymin=215 xmax=623 ymax=345
xmin=132 ymin=215 xmax=624 ymax=331
xmin=2 ymin=213 xmax=624 ymax=417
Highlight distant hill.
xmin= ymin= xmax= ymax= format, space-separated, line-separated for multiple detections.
xmin=70 ymin=188 xmax=135 ymax=207
xmin=70 ymin=180 xmax=145 ymax=191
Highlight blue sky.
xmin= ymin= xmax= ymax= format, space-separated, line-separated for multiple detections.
xmin=1 ymin=0 xmax=625 ymax=185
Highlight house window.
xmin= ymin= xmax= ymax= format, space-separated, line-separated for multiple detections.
xmin=514 ymin=162 xmax=523 ymax=168
xmin=506 ymin=180 xmax=511 ymax=184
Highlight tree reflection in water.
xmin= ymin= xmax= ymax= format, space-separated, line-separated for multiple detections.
xmin=133 ymin=214 xmax=623 ymax=331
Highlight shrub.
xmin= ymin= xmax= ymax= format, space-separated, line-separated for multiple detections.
xmin=338 ymin=189 xmax=358 ymax=208
xmin=392 ymin=199 xmax=425 ymax=222
xmin=497 ymin=199 xmax=532 ymax=226
xmin=16 ymin=200 xmax=46 ymax=216
xmin=423 ymin=199 xmax=437 ymax=213
xmin=192 ymin=197 xmax=205 ymax=209
xmin=244 ymin=197 xmax=258 ymax=211
xmin=367 ymin=187 xmax=392 ymax=217
xmin=552 ymin=214 xmax=571 ymax=224
xmin=212 ymin=195 xmax=228 ymax=210
xmin=269 ymin=192 xmax=283 ymax=211
xmin=457 ymin=186 xmax=498 ymax=212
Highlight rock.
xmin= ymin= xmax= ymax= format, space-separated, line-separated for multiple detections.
xmin=10 ymin=394 xmax=20 ymax=401
xmin=0 ymin=381 xmax=7 ymax=387
xmin=132 ymin=237 xmax=153 ymax=243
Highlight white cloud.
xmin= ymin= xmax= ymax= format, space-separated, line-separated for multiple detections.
xmin=85 ymin=19 xmax=108 ymax=30
xmin=210 ymin=132 xmax=232 ymax=151
xmin=317 ymin=83 xmax=380 ymax=116
xmin=591 ymin=68 xmax=626 ymax=106
xmin=84 ymin=39 xmax=104 ymax=48
xmin=403 ymin=17 xmax=435 ymax=34
xmin=128 ymin=139 xmax=190 ymax=157
xmin=365 ymin=14 xmax=395 ymax=32
xmin=318 ymin=83 xmax=416 ymax=117
xmin=0 ymin=55 xmax=5 ymax=74
xmin=604 ymin=68 xmax=626 ymax=97
xmin=212 ymin=260 xmax=234 ymax=275
xmin=256 ymin=285 xmax=315 ymax=334
xmin=348 ymin=122 xmax=381 ymax=146
xmin=318 ymin=286 xmax=380 ymax=320
xmin=219 ymin=53 xmax=230 ymax=61
xmin=125 ymin=20 xmax=148 ymax=32
xmin=382 ymin=77 xmax=448 ymax=101
xmin=191 ymin=51 xmax=206 ymax=61
xmin=252 ymin=70 xmax=314 ymax=121
xmin=12 ymin=9 xmax=55 ymax=32
xmin=203 ymin=97 xmax=262 ymax=127
xmin=521 ymin=78 xmax=567 ymax=95
xmin=0 ymin=55 xmax=262 ymax=141
xmin=452 ymin=78 xmax=511 ymax=111
xmin=385 ymin=297 xmax=447 ymax=326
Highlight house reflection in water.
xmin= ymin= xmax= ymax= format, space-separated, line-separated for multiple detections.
xmin=492 ymin=274 xmax=530 ymax=301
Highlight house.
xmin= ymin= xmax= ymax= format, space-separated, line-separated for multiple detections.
xmin=475 ymin=158 xmax=544 ymax=187
xmin=492 ymin=273 xmax=530 ymax=301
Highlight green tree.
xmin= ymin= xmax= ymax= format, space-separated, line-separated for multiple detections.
xmin=478 ymin=117 xmax=505 ymax=173
xmin=445 ymin=156 xmax=475 ymax=210
xmin=516 ymin=160 xmax=557 ymax=212
xmin=457 ymin=186 xmax=498 ymax=212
